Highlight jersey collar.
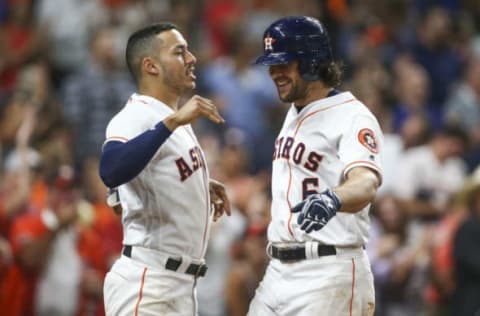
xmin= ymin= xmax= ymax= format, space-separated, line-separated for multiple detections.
xmin=292 ymin=91 xmax=355 ymax=114
xmin=131 ymin=93 xmax=175 ymax=114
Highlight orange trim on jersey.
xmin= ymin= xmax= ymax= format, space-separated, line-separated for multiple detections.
xmin=106 ymin=136 xmax=129 ymax=143
xmin=343 ymin=160 xmax=382 ymax=183
xmin=350 ymin=258 xmax=356 ymax=316
xmin=286 ymin=161 xmax=294 ymax=236
xmin=293 ymin=99 xmax=356 ymax=136
xmin=135 ymin=267 xmax=148 ymax=316
xmin=286 ymin=98 xmax=357 ymax=237
xmin=343 ymin=160 xmax=381 ymax=172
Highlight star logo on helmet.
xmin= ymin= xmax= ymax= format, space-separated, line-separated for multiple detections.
xmin=264 ymin=33 xmax=275 ymax=51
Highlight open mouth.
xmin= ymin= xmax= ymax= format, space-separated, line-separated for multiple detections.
xmin=186 ymin=67 xmax=196 ymax=80
xmin=275 ymin=78 xmax=291 ymax=93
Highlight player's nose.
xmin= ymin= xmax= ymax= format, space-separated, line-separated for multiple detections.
xmin=185 ymin=50 xmax=197 ymax=65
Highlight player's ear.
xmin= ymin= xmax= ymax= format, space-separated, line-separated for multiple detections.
xmin=143 ymin=57 xmax=160 ymax=76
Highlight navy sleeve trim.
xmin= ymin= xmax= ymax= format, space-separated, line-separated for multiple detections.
xmin=99 ymin=122 xmax=172 ymax=188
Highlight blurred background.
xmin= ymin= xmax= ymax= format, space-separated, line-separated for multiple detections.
xmin=0 ymin=0 xmax=479 ymax=315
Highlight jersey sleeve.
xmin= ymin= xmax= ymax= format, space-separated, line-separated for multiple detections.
xmin=104 ymin=106 xmax=152 ymax=145
xmin=338 ymin=114 xmax=384 ymax=182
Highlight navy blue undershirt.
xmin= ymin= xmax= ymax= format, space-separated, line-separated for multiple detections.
xmin=99 ymin=122 xmax=172 ymax=188
xmin=295 ymin=88 xmax=341 ymax=113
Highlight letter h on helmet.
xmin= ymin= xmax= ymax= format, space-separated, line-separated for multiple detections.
xmin=255 ymin=16 xmax=333 ymax=81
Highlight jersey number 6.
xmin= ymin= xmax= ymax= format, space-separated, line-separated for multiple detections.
xmin=302 ymin=177 xmax=319 ymax=199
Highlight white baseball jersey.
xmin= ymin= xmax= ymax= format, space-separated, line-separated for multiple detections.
xmin=104 ymin=93 xmax=211 ymax=259
xmin=269 ymin=91 xmax=383 ymax=246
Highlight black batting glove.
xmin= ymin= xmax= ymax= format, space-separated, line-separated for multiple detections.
xmin=291 ymin=189 xmax=341 ymax=233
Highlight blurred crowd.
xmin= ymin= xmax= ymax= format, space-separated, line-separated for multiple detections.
xmin=0 ymin=0 xmax=479 ymax=315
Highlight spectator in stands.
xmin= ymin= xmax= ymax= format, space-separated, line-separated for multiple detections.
xmin=0 ymin=0 xmax=44 ymax=94
xmin=225 ymin=224 xmax=268 ymax=316
xmin=61 ymin=24 xmax=135 ymax=168
xmin=201 ymin=29 xmax=279 ymax=172
xmin=0 ymin=165 xmax=106 ymax=316
xmin=0 ymin=103 xmax=38 ymax=285
xmin=424 ymin=176 xmax=472 ymax=315
xmin=393 ymin=126 xmax=468 ymax=219
xmin=399 ymin=113 xmax=432 ymax=150
xmin=35 ymin=0 xmax=104 ymax=84
xmin=0 ymin=104 xmax=39 ymax=236
xmin=444 ymin=56 xmax=480 ymax=172
xmin=196 ymin=133 xmax=247 ymax=316
xmin=1 ymin=61 xmax=65 ymax=150
xmin=368 ymin=195 xmax=431 ymax=316
xmin=81 ymin=156 xmax=122 ymax=269
xmin=452 ymin=167 xmax=480 ymax=316
xmin=445 ymin=57 xmax=480 ymax=144
xmin=407 ymin=6 xmax=462 ymax=107
xmin=392 ymin=59 xmax=442 ymax=131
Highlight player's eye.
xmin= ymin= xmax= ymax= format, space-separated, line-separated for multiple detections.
xmin=174 ymin=48 xmax=186 ymax=56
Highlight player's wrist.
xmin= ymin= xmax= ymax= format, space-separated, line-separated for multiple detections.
xmin=163 ymin=115 xmax=180 ymax=131
xmin=324 ymin=189 xmax=342 ymax=212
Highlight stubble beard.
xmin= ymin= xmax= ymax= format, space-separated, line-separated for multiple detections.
xmin=161 ymin=64 xmax=194 ymax=95
xmin=279 ymin=80 xmax=308 ymax=103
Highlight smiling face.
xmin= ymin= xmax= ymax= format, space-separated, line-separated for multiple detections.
xmin=268 ymin=61 xmax=310 ymax=105
xmin=152 ymin=29 xmax=197 ymax=94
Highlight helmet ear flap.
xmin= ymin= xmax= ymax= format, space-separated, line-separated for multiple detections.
xmin=298 ymin=59 xmax=321 ymax=81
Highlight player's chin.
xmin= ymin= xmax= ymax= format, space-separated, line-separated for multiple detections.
xmin=188 ymin=75 xmax=197 ymax=86
xmin=183 ymin=79 xmax=196 ymax=90
xmin=277 ymin=85 xmax=292 ymax=100
xmin=278 ymin=90 xmax=293 ymax=103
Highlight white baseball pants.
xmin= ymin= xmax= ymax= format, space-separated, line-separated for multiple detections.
xmin=247 ymin=247 xmax=375 ymax=316
xmin=104 ymin=255 xmax=198 ymax=316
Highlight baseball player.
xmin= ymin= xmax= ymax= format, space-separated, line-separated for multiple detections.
xmin=99 ymin=23 xmax=231 ymax=316
xmin=247 ymin=16 xmax=384 ymax=316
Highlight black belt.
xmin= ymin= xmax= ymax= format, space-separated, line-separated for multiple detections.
xmin=122 ymin=245 xmax=207 ymax=277
xmin=271 ymin=244 xmax=336 ymax=261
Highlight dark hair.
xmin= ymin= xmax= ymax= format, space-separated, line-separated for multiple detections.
xmin=438 ymin=124 xmax=469 ymax=146
xmin=125 ymin=22 xmax=177 ymax=81
xmin=318 ymin=61 xmax=344 ymax=87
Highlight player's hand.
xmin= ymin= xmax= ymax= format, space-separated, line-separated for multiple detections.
xmin=164 ymin=95 xmax=224 ymax=131
xmin=291 ymin=189 xmax=341 ymax=233
xmin=209 ymin=179 xmax=231 ymax=221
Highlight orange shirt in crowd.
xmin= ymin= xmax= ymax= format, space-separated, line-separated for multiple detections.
xmin=92 ymin=202 xmax=122 ymax=260
xmin=0 ymin=209 xmax=107 ymax=316
xmin=0 ymin=210 xmax=49 ymax=316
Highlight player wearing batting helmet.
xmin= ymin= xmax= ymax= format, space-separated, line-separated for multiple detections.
xmin=248 ymin=16 xmax=383 ymax=316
